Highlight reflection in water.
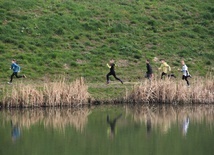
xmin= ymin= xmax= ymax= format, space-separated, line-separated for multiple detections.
xmin=1 ymin=105 xmax=214 ymax=136
xmin=2 ymin=108 xmax=91 ymax=132
xmin=146 ymin=118 xmax=152 ymax=137
xmin=126 ymin=105 xmax=214 ymax=134
xmin=11 ymin=120 xmax=21 ymax=142
xmin=107 ymin=114 xmax=122 ymax=139
xmin=182 ymin=117 xmax=190 ymax=136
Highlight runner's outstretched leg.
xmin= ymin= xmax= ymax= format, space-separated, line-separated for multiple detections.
xmin=112 ymin=73 xmax=123 ymax=84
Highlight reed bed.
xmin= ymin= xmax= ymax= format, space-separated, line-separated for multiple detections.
xmin=126 ymin=105 xmax=214 ymax=134
xmin=126 ymin=77 xmax=214 ymax=104
xmin=1 ymin=108 xmax=91 ymax=132
xmin=2 ymin=77 xmax=90 ymax=107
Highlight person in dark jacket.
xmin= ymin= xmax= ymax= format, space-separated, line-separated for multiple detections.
xmin=106 ymin=59 xmax=123 ymax=84
xmin=145 ymin=59 xmax=153 ymax=80
xmin=8 ymin=59 xmax=26 ymax=84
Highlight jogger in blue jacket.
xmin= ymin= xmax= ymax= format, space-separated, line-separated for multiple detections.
xmin=8 ymin=59 xmax=26 ymax=84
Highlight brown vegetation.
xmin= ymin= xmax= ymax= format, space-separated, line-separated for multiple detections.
xmin=126 ymin=77 xmax=214 ymax=104
xmin=2 ymin=78 xmax=90 ymax=107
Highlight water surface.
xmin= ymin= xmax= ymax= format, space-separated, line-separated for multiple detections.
xmin=0 ymin=105 xmax=214 ymax=155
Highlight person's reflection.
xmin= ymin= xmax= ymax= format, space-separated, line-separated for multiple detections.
xmin=182 ymin=117 xmax=190 ymax=136
xmin=107 ymin=114 xmax=122 ymax=139
xmin=146 ymin=117 xmax=152 ymax=138
xmin=11 ymin=120 xmax=21 ymax=142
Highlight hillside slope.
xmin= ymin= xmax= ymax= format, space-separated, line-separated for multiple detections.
xmin=0 ymin=0 xmax=213 ymax=82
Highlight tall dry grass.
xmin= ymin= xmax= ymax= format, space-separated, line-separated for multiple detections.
xmin=2 ymin=77 xmax=90 ymax=107
xmin=126 ymin=105 xmax=214 ymax=134
xmin=126 ymin=77 xmax=214 ymax=104
xmin=1 ymin=108 xmax=90 ymax=132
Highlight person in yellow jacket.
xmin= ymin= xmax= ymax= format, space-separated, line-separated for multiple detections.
xmin=106 ymin=59 xmax=123 ymax=84
xmin=159 ymin=59 xmax=176 ymax=79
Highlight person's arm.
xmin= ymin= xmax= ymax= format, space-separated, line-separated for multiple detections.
xmin=147 ymin=64 xmax=152 ymax=73
xmin=18 ymin=65 xmax=20 ymax=72
xmin=158 ymin=64 xmax=163 ymax=70
xmin=14 ymin=64 xmax=20 ymax=72
xmin=166 ymin=64 xmax=171 ymax=72
xmin=107 ymin=63 xmax=111 ymax=68
xmin=146 ymin=64 xmax=149 ymax=73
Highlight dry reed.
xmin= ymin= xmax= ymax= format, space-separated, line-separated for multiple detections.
xmin=126 ymin=77 xmax=214 ymax=104
xmin=2 ymin=77 xmax=90 ymax=107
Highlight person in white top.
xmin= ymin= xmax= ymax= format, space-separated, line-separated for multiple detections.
xmin=180 ymin=60 xmax=191 ymax=86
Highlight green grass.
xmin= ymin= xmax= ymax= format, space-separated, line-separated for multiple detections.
xmin=0 ymin=0 xmax=213 ymax=84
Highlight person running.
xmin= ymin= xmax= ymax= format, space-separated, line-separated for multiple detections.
xmin=8 ymin=59 xmax=26 ymax=84
xmin=158 ymin=59 xmax=176 ymax=79
xmin=106 ymin=59 xmax=123 ymax=84
xmin=145 ymin=59 xmax=153 ymax=80
xmin=180 ymin=60 xmax=191 ymax=86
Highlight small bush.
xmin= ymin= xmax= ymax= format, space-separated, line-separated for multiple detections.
xmin=206 ymin=61 xmax=211 ymax=65
xmin=55 ymin=27 xmax=65 ymax=35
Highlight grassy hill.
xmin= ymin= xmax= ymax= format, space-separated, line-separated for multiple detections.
xmin=0 ymin=0 xmax=213 ymax=83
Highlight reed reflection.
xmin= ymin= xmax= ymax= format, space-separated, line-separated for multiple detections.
xmin=2 ymin=108 xmax=91 ymax=132
xmin=126 ymin=105 xmax=214 ymax=135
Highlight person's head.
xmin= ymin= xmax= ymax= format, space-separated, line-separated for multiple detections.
xmin=110 ymin=59 xmax=114 ymax=64
xmin=181 ymin=60 xmax=185 ymax=65
xmin=12 ymin=59 xmax=16 ymax=63
xmin=160 ymin=59 xmax=165 ymax=63
xmin=146 ymin=59 xmax=150 ymax=64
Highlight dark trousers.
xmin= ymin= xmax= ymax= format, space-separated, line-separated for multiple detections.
xmin=10 ymin=72 xmax=23 ymax=82
xmin=182 ymin=75 xmax=190 ymax=86
xmin=145 ymin=73 xmax=153 ymax=80
xmin=106 ymin=71 xmax=122 ymax=83
xmin=161 ymin=72 xmax=176 ymax=79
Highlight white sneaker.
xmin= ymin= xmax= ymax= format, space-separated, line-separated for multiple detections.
xmin=7 ymin=82 xmax=12 ymax=84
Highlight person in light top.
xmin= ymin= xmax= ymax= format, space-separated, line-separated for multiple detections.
xmin=158 ymin=59 xmax=176 ymax=79
xmin=180 ymin=60 xmax=191 ymax=86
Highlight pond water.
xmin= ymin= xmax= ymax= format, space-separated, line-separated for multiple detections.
xmin=0 ymin=105 xmax=214 ymax=155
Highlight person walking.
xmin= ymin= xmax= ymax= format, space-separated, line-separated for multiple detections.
xmin=158 ymin=59 xmax=176 ymax=79
xmin=145 ymin=59 xmax=153 ymax=80
xmin=8 ymin=59 xmax=26 ymax=84
xmin=180 ymin=60 xmax=191 ymax=86
xmin=106 ymin=59 xmax=123 ymax=84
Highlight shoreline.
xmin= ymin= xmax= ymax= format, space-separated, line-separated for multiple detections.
xmin=0 ymin=77 xmax=213 ymax=108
